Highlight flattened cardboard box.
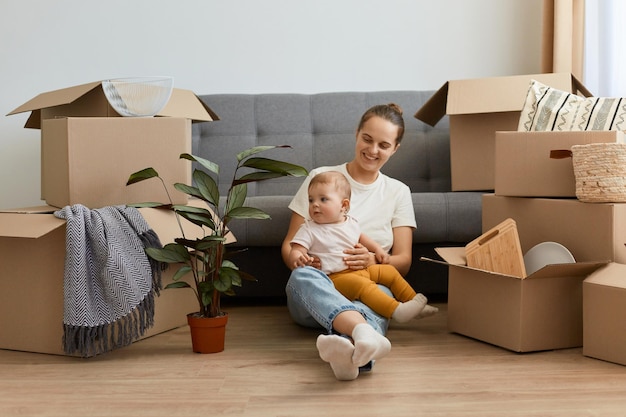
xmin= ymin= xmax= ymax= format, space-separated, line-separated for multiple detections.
xmin=0 ymin=200 xmax=234 ymax=356
xmin=482 ymin=194 xmax=626 ymax=264
xmin=423 ymin=247 xmax=607 ymax=352
xmin=41 ymin=117 xmax=191 ymax=208
xmin=414 ymin=72 xmax=592 ymax=191
xmin=583 ymin=263 xmax=626 ymax=366
xmin=495 ymin=131 xmax=626 ymax=197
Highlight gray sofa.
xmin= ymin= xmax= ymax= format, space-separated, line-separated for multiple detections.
xmin=192 ymin=91 xmax=483 ymax=301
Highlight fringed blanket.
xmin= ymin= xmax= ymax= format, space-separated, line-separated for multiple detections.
xmin=54 ymin=205 xmax=164 ymax=357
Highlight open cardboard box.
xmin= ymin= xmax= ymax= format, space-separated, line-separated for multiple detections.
xmin=583 ymin=262 xmax=626 ymax=366
xmin=414 ymin=72 xmax=592 ymax=191
xmin=7 ymin=80 xmax=219 ymax=209
xmin=0 ymin=199 xmax=234 ymax=356
xmin=482 ymin=194 xmax=626 ymax=264
xmin=495 ymin=130 xmax=626 ymax=197
xmin=7 ymin=80 xmax=219 ymax=128
xmin=422 ymin=247 xmax=607 ymax=352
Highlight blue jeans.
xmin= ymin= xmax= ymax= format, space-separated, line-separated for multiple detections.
xmin=285 ymin=266 xmax=390 ymax=336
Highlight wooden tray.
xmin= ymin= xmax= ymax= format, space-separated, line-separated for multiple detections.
xmin=465 ymin=218 xmax=526 ymax=278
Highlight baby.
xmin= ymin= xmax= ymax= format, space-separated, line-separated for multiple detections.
xmin=287 ymin=171 xmax=436 ymax=323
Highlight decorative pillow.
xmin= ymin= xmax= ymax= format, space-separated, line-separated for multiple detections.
xmin=517 ymin=80 xmax=583 ymax=131
xmin=518 ymin=79 xmax=626 ymax=132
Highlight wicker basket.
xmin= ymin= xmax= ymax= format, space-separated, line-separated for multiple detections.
xmin=571 ymin=142 xmax=626 ymax=203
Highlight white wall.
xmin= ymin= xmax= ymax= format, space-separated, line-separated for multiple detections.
xmin=0 ymin=0 xmax=542 ymax=209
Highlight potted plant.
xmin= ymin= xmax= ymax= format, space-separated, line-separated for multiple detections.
xmin=126 ymin=146 xmax=307 ymax=353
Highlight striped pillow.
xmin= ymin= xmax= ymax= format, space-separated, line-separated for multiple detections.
xmin=518 ymin=79 xmax=626 ymax=132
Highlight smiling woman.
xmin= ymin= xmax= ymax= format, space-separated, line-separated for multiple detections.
xmin=280 ymin=103 xmax=441 ymax=381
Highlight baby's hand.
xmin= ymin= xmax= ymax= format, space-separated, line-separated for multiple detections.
xmin=375 ymin=251 xmax=390 ymax=264
xmin=294 ymin=253 xmax=314 ymax=269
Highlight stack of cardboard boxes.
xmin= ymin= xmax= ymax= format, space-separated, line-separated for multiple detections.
xmin=417 ymin=73 xmax=626 ymax=364
xmin=0 ymin=80 xmax=221 ymax=356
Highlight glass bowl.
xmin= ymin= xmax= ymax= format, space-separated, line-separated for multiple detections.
xmin=102 ymin=76 xmax=173 ymax=117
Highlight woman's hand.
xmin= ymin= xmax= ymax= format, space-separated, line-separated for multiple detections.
xmin=308 ymin=255 xmax=322 ymax=270
xmin=343 ymin=243 xmax=375 ymax=270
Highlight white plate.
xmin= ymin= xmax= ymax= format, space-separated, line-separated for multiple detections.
xmin=523 ymin=242 xmax=576 ymax=275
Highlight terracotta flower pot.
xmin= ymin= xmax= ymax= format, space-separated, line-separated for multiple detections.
xmin=186 ymin=312 xmax=228 ymax=353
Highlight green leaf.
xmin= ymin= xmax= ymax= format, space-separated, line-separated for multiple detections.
xmin=195 ymin=236 xmax=226 ymax=251
xmin=126 ymin=202 xmax=167 ymax=208
xmin=233 ymin=172 xmax=286 ymax=186
xmin=126 ymin=167 xmax=159 ymax=185
xmin=173 ymin=183 xmax=203 ymax=200
xmin=226 ymin=183 xmax=247 ymax=213
xmin=226 ymin=206 xmax=270 ymax=220
xmin=236 ymin=145 xmax=290 ymax=162
xmin=146 ymin=244 xmax=190 ymax=263
xmin=241 ymin=157 xmax=308 ymax=176
xmin=201 ymin=291 xmax=213 ymax=307
xmin=165 ymin=281 xmax=192 ymax=290
xmin=180 ymin=153 xmax=219 ymax=175
xmin=216 ymin=267 xmax=239 ymax=292
xmin=173 ymin=205 xmax=216 ymax=230
xmin=176 ymin=236 xmax=224 ymax=251
xmin=193 ymin=169 xmax=220 ymax=206
xmin=198 ymin=280 xmax=217 ymax=307
xmin=171 ymin=266 xmax=192 ymax=281
xmin=172 ymin=205 xmax=213 ymax=216
xmin=238 ymin=269 xmax=258 ymax=283
xmin=221 ymin=259 xmax=238 ymax=270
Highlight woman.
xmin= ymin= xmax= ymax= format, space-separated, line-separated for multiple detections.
xmin=281 ymin=103 xmax=437 ymax=381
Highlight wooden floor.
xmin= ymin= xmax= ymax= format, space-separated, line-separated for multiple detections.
xmin=2 ymin=301 xmax=626 ymax=417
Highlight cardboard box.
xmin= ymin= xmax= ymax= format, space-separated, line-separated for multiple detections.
xmin=7 ymin=80 xmax=219 ymax=208
xmin=0 ymin=200 xmax=233 ymax=356
xmin=41 ymin=117 xmax=191 ymax=208
xmin=7 ymin=80 xmax=218 ymax=128
xmin=495 ymin=131 xmax=626 ymax=197
xmin=583 ymin=263 xmax=626 ymax=366
xmin=424 ymin=247 xmax=606 ymax=352
xmin=414 ymin=73 xmax=592 ymax=191
xmin=482 ymin=194 xmax=626 ymax=263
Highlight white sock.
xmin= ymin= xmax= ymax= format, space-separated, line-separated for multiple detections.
xmin=391 ymin=293 xmax=428 ymax=323
xmin=316 ymin=334 xmax=359 ymax=381
xmin=416 ymin=304 xmax=439 ymax=319
xmin=351 ymin=323 xmax=391 ymax=368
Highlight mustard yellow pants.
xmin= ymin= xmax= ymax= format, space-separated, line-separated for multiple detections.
xmin=330 ymin=264 xmax=417 ymax=318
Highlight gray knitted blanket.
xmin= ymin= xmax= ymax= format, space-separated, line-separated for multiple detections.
xmin=54 ymin=205 xmax=164 ymax=357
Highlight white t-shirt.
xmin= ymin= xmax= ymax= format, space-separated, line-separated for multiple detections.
xmin=288 ymin=163 xmax=416 ymax=253
xmin=291 ymin=216 xmax=362 ymax=275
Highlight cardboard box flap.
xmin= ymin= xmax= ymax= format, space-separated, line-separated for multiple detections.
xmin=0 ymin=200 xmax=235 ymax=243
xmin=413 ymin=83 xmax=449 ymax=127
xmin=8 ymin=81 xmax=218 ymax=127
xmin=0 ymin=213 xmax=65 ymax=239
xmin=427 ymin=246 xmax=520 ymax=278
xmin=158 ymin=89 xmax=219 ymax=122
xmin=7 ymin=82 xmax=103 ymax=117
xmin=414 ymin=73 xmax=592 ymax=126
xmin=585 ymin=262 xmax=626 ymax=288
xmin=434 ymin=246 xmax=466 ymax=265
xmin=526 ymin=261 xmax=609 ymax=280
xmin=0 ymin=205 xmax=58 ymax=214
xmin=427 ymin=246 xmax=608 ymax=280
